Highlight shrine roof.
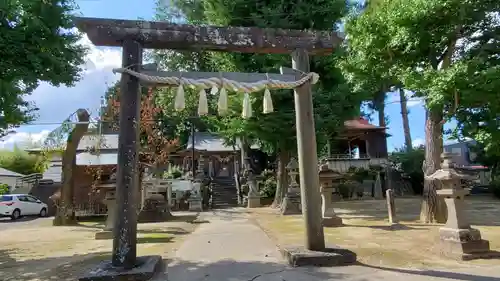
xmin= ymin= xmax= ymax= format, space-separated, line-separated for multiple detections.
xmin=77 ymin=134 xmax=119 ymax=151
xmin=344 ymin=117 xmax=385 ymax=131
xmin=186 ymin=132 xmax=259 ymax=152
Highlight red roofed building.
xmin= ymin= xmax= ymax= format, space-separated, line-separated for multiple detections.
xmin=326 ymin=117 xmax=389 ymax=172
xmin=336 ymin=117 xmax=388 ymax=158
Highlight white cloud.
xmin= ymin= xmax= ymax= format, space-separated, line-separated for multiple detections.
xmin=0 ymin=130 xmax=51 ymax=150
xmin=412 ymin=138 xmax=425 ymax=147
xmin=0 ymin=34 xmax=122 ymax=149
xmin=387 ymin=89 xmax=424 ymax=108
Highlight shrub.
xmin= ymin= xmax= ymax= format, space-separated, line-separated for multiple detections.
xmin=0 ymin=184 xmax=9 ymax=195
xmin=259 ymin=169 xmax=277 ymax=198
xmin=0 ymin=148 xmax=48 ymax=175
xmin=389 ymin=147 xmax=425 ymax=194
xmin=490 ymin=179 xmax=500 ymax=199
xmin=163 ymin=165 xmax=183 ymax=179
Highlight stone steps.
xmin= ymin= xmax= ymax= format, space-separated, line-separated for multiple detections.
xmin=211 ymin=177 xmax=239 ymax=208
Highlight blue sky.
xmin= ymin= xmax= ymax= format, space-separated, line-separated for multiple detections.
xmin=0 ymin=0 xmax=454 ymax=151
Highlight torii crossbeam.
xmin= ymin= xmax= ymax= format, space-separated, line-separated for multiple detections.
xmin=74 ymin=16 xmax=347 ymax=279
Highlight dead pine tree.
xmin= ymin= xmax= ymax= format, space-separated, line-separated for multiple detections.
xmin=53 ymin=109 xmax=90 ymax=226
xmin=106 ymin=86 xmax=178 ymax=216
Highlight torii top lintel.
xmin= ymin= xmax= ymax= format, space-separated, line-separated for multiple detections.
xmin=74 ymin=17 xmax=342 ymax=55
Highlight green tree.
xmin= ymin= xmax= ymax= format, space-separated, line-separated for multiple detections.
xmin=0 ymin=148 xmax=48 ymax=175
xmin=156 ymin=0 xmax=365 ymax=207
xmin=0 ymin=0 xmax=85 ymax=136
xmin=343 ymin=0 xmax=500 ymax=222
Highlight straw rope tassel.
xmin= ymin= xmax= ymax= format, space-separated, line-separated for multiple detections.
xmin=198 ymin=88 xmax=209 ymax=116
xmin=174 ymin=84 xmax=185 ymax=111
xmin=218 ymin=87 xmax=228 ymax=115
xmin=263 ymin=88 xmax=274 ymax=114
xmin=242 ymin=92 xmax=252 ymax=119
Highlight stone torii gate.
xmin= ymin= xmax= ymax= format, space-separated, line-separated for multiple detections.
xmin=75 ymin=17 xmax=350 ymax=279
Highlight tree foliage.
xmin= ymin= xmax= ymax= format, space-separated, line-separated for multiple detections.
xmin=156 ymin=0 xmax=365 ymax=156
xmin=104 ymin=85 xmax=179 ymax=166
xmin=0 ymin=0 xmax=86 ymax=136
xmin=343 ymin=0 xmax=500 ymax=222
xmin=0 ymin=147 xmax=48 ymax=175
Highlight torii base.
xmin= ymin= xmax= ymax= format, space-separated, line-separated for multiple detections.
xmin=79 ymin=255 xmax=163 ymax=281
xmin=439 ymin=227 xmax=500 ymax=261
xmin=280 ymin=245 xmax=357 ymax=267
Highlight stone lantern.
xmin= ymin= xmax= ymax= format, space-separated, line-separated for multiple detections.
xmin=95 ymin=184 xmax=116 ymax=240
xmin=281 ymin=158 xmax=301 ymax=215
xmin=244 ymin=157 xmax=261 ymax=208
xmin=318 ymin=164 xmax=343 ymax=227
xmin=430 ymin=152 xmax=498 ymax=260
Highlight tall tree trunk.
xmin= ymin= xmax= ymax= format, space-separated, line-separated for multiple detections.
xmin=399 ymin=88 xmax=412 ymax=151
xmin=420 ymin=109 xmax=447 ymax=223
xmin=378 ymin=102 xmax=386 ymax=128
xmin=374 ymin=90 xmax=386 ymax=127
xmin=53 ymin=109 xmax=90 ymax=226
xmin=420 ymin=31 xmax=458 ymax=223
xmin=271 ymin=149 xmax=290 ymax=208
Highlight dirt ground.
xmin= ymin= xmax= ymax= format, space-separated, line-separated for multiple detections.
xmin=251 ymin=196 xmax=500 ymax=269
xmin=0 ymin=212 xmax=201 ymax=281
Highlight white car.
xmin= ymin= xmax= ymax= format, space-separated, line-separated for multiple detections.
xmin=0 ymin=194 xmax=48 ymax=220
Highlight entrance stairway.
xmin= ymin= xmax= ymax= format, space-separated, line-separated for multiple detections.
xmin=210 ymin=176 xmax=239 ymax=209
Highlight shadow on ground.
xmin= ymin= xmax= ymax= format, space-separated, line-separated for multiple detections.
xmin=358 ymin=263 xmax=500 ymax=281
xmin=334 ymin=197 xmax=500 ymax=226
xmin=0 ymin=248 xmax=111 ymax=281
xmin=3 ymin=248 xmax=500 ymax=281
xmin=158 ymin=258 xmax=500 ymax=281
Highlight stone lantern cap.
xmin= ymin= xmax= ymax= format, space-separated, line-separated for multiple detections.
xmin=286 ymin=158 xmax=299 ymax=171
xmin=428 ymin=152 xmax=475 ymax=182
xmin=318 ymin=163 xmax=342 ymax=180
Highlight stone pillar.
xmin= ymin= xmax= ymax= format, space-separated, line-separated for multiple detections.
xmin=386 ymin=189 xmax=397 ymax=224
xmin=196 ymin=155 xmax=205 ymax=180
xmin=430 ymin=153 xmax=499 ymax=260
xmin=188 ymin=181 xmax=203 ymax=212
xmin=374 ymin=172 xmax=383 ymax=199
xmin=208 ymin=160 xmax=214 ymax=178
xmin=167 ymin=181 xmax=173 ymax=208
xmin=318 ymin=164 xmax=343 ymax=227
xmin=281 ymin=158 xmax=302 ymax=215
xmin=95 ymin=188 xmax=116 ymax=240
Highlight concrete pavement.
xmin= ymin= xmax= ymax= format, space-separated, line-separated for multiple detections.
xmin=157 ymin=208 xmax=500 ymax=281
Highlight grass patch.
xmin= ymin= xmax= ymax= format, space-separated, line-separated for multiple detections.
xmin=251 ymin=204 xmax=500 ymax=269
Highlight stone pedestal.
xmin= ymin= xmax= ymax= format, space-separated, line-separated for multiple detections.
xmin=95 ymin=189 xmax=116 ymax=240
xmin=247 ymin=195 xmax=261 ymax=208
xmin=319 ymin=164 xmax=343 ymax=227
xmin=321 ymin=190 xmax=343 ymax=227
xmin=281 ymin=191 xmax=301 ymax=215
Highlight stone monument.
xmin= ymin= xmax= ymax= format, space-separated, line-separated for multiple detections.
xmin=242 ymin=157 xmax=261 ymax=208
xmin=318 ymin=164 xmax=343 ymax=227
xmin=188 ymin=181 xmax=203 ymax=212
xmin=374 ymin=172 xmax=383 ymax=199
xmin=138 ymin=178 xmax=170 ymax=223
xmin=281 ymin=158 xmax=302 ymax=215
xmin=385 ymin=189 xmax=397 ymax=224
xmin=430 ymin=152 xmax=500 ymax=260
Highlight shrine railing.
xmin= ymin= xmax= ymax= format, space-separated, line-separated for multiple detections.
xmin=324 ymin=155 xmax=388 ymax=173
